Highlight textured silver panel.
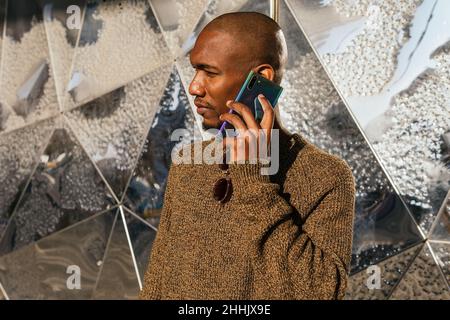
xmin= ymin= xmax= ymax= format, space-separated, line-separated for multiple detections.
xmin=345 ymin=243 xmax=423 ymax=300
xmin=429 ymin=190 xmax=450 ymax=241
xmin=122 ymin=206 xmax=157 ymax=284
xmin=390 ymin=242 xmax=450 ymax=299
xmin=0 ymin=0 xmax=59 ymax=134
xmin=0 ymin=210 xmax=116 ymax=299
xmin=150 ymin=0 xmax=209 ymax=57
xmin=0 ymin=281 xmax=6 ymax=300
xmin=0 ymin=0 xmax=5 ymax=87
xmin=63 ymin=0 xmax=172 ymax=110
xmin=123 ymin=67 xmax=197 ymax=222
xmin=65 ymin=64 xmax=172 ymax=199
xmin=429 ymin=241 xmax=450 ymax=287
xmin=0 ymin=119 xmax=115 ymax=256
xmin=91 ymin=209 xmax=140 ymax=299
xmin=42 ymin=0 xmax=86 ymax=111
xmin=286 ymin=0 xmax=450 ymax=234
xmin=0 ymin=117 xmax=56 ymax=240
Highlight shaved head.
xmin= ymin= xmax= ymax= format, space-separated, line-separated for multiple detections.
xmin=201 ymin=12 xmax=288 ymax=84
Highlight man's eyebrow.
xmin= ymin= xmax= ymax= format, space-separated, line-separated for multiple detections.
xmin=191 ymin=63 xmax=220 ymax=71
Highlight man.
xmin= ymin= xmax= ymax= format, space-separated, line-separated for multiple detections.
xmin=139 ymin=12 xmax=355 ymax=300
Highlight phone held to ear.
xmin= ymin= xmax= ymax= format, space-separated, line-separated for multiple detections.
xmin=218 ymin=70 xmax=284 ymax=137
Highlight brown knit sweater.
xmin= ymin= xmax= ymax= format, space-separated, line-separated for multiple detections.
xmin=139 ymin=133 xmax=356 ymax=300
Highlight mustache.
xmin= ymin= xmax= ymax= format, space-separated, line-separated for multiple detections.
xmin=194 ymin=97 xmax=215 ymax=109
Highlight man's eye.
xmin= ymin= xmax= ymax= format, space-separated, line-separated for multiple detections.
xmin=191 ymin=67 xmax=217 ymax=77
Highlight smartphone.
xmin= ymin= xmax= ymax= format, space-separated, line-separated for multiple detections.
xmin=218 ymin=70 xmax=283 ymax=137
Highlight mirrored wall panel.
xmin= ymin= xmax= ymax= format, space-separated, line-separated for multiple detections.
xmin=286 ymin=0 xmax=450 ymax=235
xmin=0 ymin=0 xmax=59 ymax=134
xmin=63 ymin=0 xmax=172 ymax=110
xmin=0 ymin=209 xmax=116 ymax=299
xmin=41 ymin=0 xmax=86 ymax=110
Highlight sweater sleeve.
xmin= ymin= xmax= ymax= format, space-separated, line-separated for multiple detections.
xmin=228 ymin=160 xmax=356 ymax=300
xmin=138 ymin=165 xmax=176 ymax=300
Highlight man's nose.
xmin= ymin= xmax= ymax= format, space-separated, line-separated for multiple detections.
xmin=189 ymin=77 xmax=205 ymax=97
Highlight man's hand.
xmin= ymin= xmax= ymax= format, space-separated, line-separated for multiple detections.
xmin=219 ymin=94 xmax=275 ymax=163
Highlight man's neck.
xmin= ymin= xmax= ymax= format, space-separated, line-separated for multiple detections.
xmin=273 ymin=115 xmax=292 ymax=143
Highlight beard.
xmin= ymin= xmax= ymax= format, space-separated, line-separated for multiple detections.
xmin=202 ymin=121 xmax=216 ymax=131
xmin=200 ymin=113 xmax=221 ymax=131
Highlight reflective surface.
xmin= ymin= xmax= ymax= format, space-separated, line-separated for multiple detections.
xmin=0 ymin=120 xmax=115 ymax=256
xmin=64 ymin=0 xmax=172 ymax=110
xmin=390 ymin=243 xmax=450 ymax=299
xmin=123 ymin=67 xmax=197 ymax=221
xmin=66 ymin=64 xmax=172 ymax=199
xmin=0 ymin=282 xmax=6 ymax=300
xmin=286 ymin=0 xmax=450 ymax=234
xmin=123 ymin=206 xmax=157 ymax=283
xmin=91 ymin=209 xmax=140 ymax=299
xmin=0 ymin=0 xmax=5 ymax=84
xmin=41 ymin=0 xmax=86 ymax=110
xmin=0 ymin=0 xmax=59 ymax=134
xmin=429 ymin=242 xmax=450 ymax=287
xmin=345 ymin=243 xmax=423 ymax=300
xmin=0 ymin=210 xmax=115 ymax=299
xmin=150 ymin=0 xmax=209 ymax=57
xmin=0 ymin=117 xmax=56 ymax=239
xmin=429 ymin=190 xmax=450 ymax=241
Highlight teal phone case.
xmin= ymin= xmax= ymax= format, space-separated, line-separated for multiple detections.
xmin=235 ymin=70 xmax=283 ymax=123
xmin=218 ymin=70 xmax=283 ymax=137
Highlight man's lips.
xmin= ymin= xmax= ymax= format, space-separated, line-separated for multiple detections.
xmin=194 ymin=99 xmax=212 ymax=115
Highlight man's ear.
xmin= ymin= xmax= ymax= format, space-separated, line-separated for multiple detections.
xmin=254 ymin=64 xmax=275 ymax=82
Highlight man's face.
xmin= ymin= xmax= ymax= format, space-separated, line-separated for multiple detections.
xmin=189 ymin=30 xmax=251 ymax=130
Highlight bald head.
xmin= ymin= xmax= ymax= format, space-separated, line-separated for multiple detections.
xmin=200 ymin=12 xmax=288 ymax=84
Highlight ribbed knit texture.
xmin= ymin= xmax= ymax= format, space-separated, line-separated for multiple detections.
xmin=139 ymin=133 xmax=356 ymax=300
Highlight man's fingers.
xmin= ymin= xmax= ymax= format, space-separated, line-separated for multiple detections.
xmin=258 ymin=94 xmax=274 ymax=131
xmin=220 ymin=112 xmax=247 ymax=132
xmin=220 ymin=96 xmax=275 ymax=162
xmin=226 ymin=100 xmax=260 ymax=130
